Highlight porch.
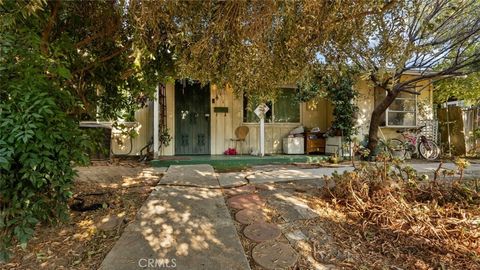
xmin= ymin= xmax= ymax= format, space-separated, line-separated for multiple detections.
xmin=150 ymin=154 xmax=328 ymax=170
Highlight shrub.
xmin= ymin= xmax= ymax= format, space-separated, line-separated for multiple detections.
xmin=0 ymin=27 xmax=89 ymax=261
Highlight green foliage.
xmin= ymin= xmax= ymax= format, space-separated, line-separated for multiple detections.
xmin=0 ymin=2 xmax=86 ymax=260
xmin=434 ymin=72 xmax=480 ymax=105
xmin=324 ymin=76 xmax=358 ymax=141
xmin=298 ymin=71 xmax=358 ymax=141
xmin=0 ymin=0 xmax=177 ymax=258
xmin=159 ymin=128 xmax=173 ymax=148
xmin=0 ymin=90 xmax=89 ymax=260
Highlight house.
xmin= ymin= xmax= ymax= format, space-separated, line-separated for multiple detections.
xmin=110 ymin=73 xmax=435 ymax=157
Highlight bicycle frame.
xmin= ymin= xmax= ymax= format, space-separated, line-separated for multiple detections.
xmin=399 ymin=130 xmax=431 ymax=154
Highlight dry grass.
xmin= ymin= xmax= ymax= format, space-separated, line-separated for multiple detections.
xmin=320 ymin=161 xmax=480 ymax=269
xmin=227 ymin=161 xmax=480 ymax=270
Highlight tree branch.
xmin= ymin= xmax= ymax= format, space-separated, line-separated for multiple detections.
xmin=332 ymin=0 xmax=397 ymax=24
xmin=40 ymin=0 xmax=61 ymax=55
xmin=72 ymin=46 xmax=129 ymax=75
xmin=399 ymin=88 xmax=421 ymax=95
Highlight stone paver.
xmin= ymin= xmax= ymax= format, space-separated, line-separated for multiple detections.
xmin=252 ymin=241 xmax=299 ymax=270
xmin=227 ymin=194 xmax=265 ymax=210
xmin=235 ymin=209 xmax=267 ymax=225
xmin=246 ymin=167 xmax=354 ymax=184
xmin=267 ymin=191 xmax=319 ymax=222
xmin=244 ymin=222 xmax=281 ymax=242
xmin=224 ymin=185 xmax=256 ymax=197
xmin=161 ymin=164 xmax=219 ymax=188
xmin=99 ymin=164 xmax=250 ymax=270
xmin=218 ymin=172 xmax=248 ymax=187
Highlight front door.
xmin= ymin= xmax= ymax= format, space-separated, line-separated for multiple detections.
xmin=175 ymin=80 xmax=211 ymax=155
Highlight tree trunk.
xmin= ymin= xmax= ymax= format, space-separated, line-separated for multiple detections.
xmin=367 ymin=90 xmax=399 ymax=155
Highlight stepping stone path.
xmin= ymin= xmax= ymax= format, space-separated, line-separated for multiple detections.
xmin=224 ymin=182 xmax=299 ymax=269
xmin=252 ymin=241 xmax=299 ymax=269
xmin=244 ymin=222 xmax=281 ymax=242
xmin=235 ymin=209 xmax=267 ymax=225
xmin=227 ymin=193 xmax=265 ymax=209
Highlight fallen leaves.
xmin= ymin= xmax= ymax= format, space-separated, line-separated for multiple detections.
xmin=5 ymin=164 xmax=161 ymax=269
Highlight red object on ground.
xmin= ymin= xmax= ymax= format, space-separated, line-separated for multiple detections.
xmin=224 ymin=148 xmax=237 ymax=155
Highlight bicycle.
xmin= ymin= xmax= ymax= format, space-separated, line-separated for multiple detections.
xmin=386 ymin=125 xmax=440 ymax=160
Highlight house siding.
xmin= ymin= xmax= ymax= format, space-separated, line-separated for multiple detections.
xmin=111 ymin=75 xmax=434 ymax=156
xmin=110 ymin=105 xmax=153 ymax=156
xmin=355 ymin=75 xmax=434 ymax=141
xmin=209 ymin=85 xmax=333 ymax=155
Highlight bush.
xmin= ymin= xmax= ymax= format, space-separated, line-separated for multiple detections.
xmin=0 ymin=91 xmax=90 ymax=260
xmin=0 ymin=28 xmax=89 ymax=261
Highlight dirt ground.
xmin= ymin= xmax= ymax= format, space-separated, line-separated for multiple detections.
xmin=2 ymin=161 xmax=162 ymax=270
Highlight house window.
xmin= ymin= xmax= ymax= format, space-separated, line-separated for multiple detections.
xmin=375 ymin=88 xmax=417 ymax=127
xmin=243 ymin=88 xmax=300 ymax=123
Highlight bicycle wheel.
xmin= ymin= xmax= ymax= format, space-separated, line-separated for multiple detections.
xmin=386 ymin=139 xmax=406 ymax=158
xmin=418 ymin=140 xmax=440 ymax=160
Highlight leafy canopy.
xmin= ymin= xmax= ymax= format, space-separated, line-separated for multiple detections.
xmin=435 ymin=72 xmax=480 ymax=105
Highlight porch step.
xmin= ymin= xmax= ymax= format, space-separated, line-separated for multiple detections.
xmin=99 ymin=164 xmax=251 ymax=270
xmin=151 ymin=154 xmax=329 ymax=170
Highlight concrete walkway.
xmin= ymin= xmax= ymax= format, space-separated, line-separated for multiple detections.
xmin=217 ymin=161 xmax=480 ymax=187
xmin=99 ymin=165 xmax=250 ymax=270
xmin=99 ymin=161 xmax=480 ymax=270
xmin=409 ymin=161 xmax=480 ymax=175
xmin=218 ymin=166 xmax=354 ymax=187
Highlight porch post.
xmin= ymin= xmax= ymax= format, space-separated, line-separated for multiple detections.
xmin=260 ymin=117 xmax=265 ymax=157
xmin=254 ymin=103 xmax=269 ymax=157
xmin=153 ymin=84 xmax=160 ymax=158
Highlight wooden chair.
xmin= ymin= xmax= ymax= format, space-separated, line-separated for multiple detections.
xmin=231 ymin=126 xmax=249 ymax=154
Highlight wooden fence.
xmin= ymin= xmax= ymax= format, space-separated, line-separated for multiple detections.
xmin=437 ymin=106 xmax=479 ymax=156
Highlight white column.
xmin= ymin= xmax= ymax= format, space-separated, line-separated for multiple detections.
xmin=259 ymin=117 xmax=265 ymax=157
xmin=153 ymin=84 xmax=160 ymax=158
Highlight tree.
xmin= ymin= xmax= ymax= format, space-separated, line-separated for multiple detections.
xmin=338 ymin=0 xmax=480 ymax=153
xmin=0 ymin=0 xmax=173 ymax=259
xmin=133 ymin=0 xmax=480 ymax=154
xmin=127 ymin=0 xmax=391 ymax=101
xmin=435 ymin=72 xmax=480 ymax=105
